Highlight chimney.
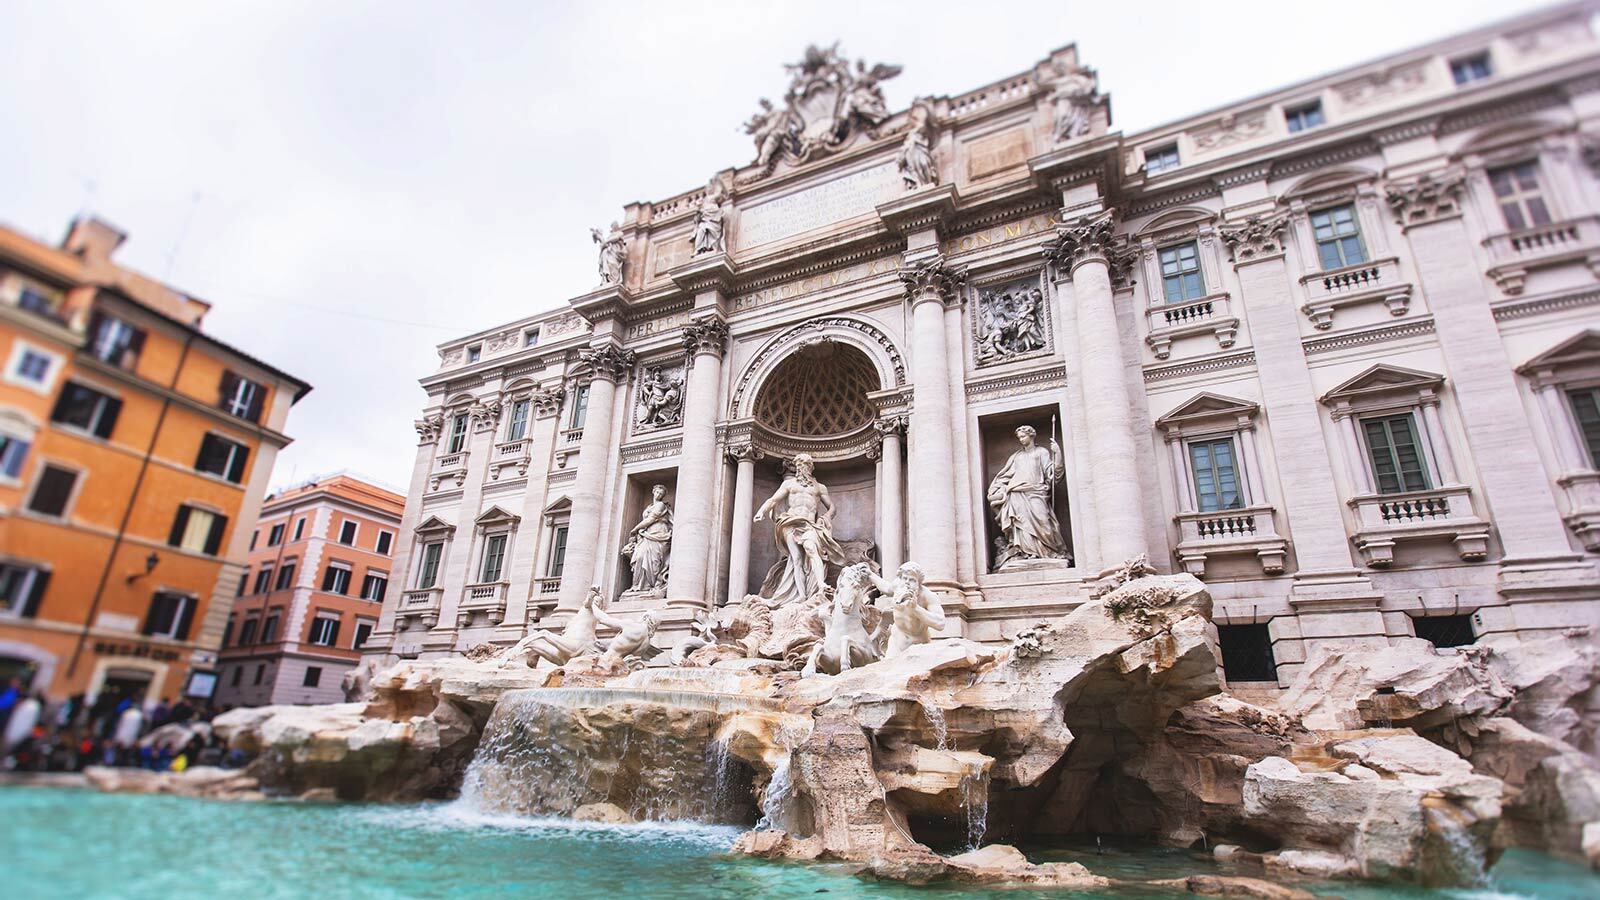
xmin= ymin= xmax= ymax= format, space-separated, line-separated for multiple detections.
xmin=62 ymin=217 xmax=127 ymax=264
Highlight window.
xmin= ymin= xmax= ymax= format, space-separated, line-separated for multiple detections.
xmin=1158 ymin=241 xmax=1205 ymax=303
xmin=231 ymin=666 xmax=243 ymax=687
xmin=303 ymin=666 xmax=322 ymax=687
xmin=252 ymin=566 xmax=273 ymax=594
xmin=0 ymin=563 xmax=49 ymax=619
xmin=219 ymin=371 xmax=264 ymax=423
xmin=506 ymin=399 xmax=531 ymax=442
xmin=7 ymin=344 xmax=58 ymax=392
xmin=360 ymin=573 xmax=388 ymax=602
xmin=417 ymin=542 xmax=443 ymax=588
xmin=339 ymin=520 xmax=358 ymax=545
xmin=51 ymin=383 xmax=122 ymax=439
xmin=17 ymin=287 xmax=60 ymax=319
xmin=250 ymin=530 xmax=258 ymax=551
xmin=1218 ymin=624 xmax=1278 ymax=683
xmin=1189 ymin=438 xmax=1244 ymax=512
xmin=238 ymin=618 xmax=259 ymax=646
xmin=0 ymin=434 xmax=31 ymax=480
xmin=1569 ymin=387 xmax=1600 ymax=468
xmin=1451 ymin=52 xmax=1492 ymax=86
xmin=547 ymin=526 xmax=569 ymax=578
xmin=26 ymin=465 xmax=78 ymax=517
xmin=142 ymin=592 xmax=194 ymax=641
xmin=16 ymin=350 xmax=51 ymax=383
xmin=309 ymin=615 xmax=341 ymax=647
xmin=87 ymin=313 xmax=146 ymax=369
xmin=467 ymin=344 xmax=482 ymax=363
xmin=1144 ymin=143 xmax=1180 ymax=175
xmin=524 ymin=328 xmax=540 ymax=347
xmin=1362 ymin=414 xmax=1431 ymax=494
xmin=235 ymin=573 xmax=247 ymax=597
xmin=1310 ymin=205 xmax=1367 ymax=270
xmin=1413 ymin=613 xmax=1476 ymax=648
xmin=274 ymin=562 xmax=297 ymax=591
xmin=253 ymin=664 xmax=266 ymax=686
xmin=375 ymin=531 xmax=393 ymax=555
xmin=222 ymin=618 xmax=235 ymax=647
xmin=260 ymin=612 xmax=279 ymax=643
xmin=321 ymin=564 xmax=352 ymax=595
xmin=481 ymin=534 xmax=508 ymax=582
xmin=353 ymin=621 xmax=374 ymax=649
xmin=1488 ymin=162 xmax=1552 ymax=232
xmin=570 ymin=384 xmax=591 ymax=429
xmin=446 ymin=413 xmax=469 ymax=453
xmin=195 ymin=433 xmax=251 ymax=483
xmin=1284 ymin=101 xmax=1324 ymax=133
xmin=169 ymin=506 xmax=228 ymax=555
xmin=294 ymin=518 xmax=306 ymax=541
xmin=268 ymin=523 xmax=285 ymax=546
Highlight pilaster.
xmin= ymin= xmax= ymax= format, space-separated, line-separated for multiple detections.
xmin=497 ymin=385 xmax=565 ymax=641
xmin=557 ymin=341 xmax=635 ymax=612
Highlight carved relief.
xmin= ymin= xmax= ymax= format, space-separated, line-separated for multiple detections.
xmin=739 ymin=43 xmax=902 ymax=179
xmin=483 ymin=330 xmax=519 ymax=353
xmin=973 ymin=276 xmax=1051 ymax=365
xmin=1192 ymin=112 xmax=1269 ymax=153
xmin=542 ymin=312 xmax=590 ymax=337
xmin=1385 ymin=171 xmax=1466 ymax=226
xmin=1334 ymin=61 xmax=1429 ymax=108
xmin=635 ymin=364 xmax=686 ymax=431
xmin=1218 ymin=213 xmax=1290 ymax=263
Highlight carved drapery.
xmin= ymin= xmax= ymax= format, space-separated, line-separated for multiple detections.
xmin=580 ymin=343 xmax=637 ymax=382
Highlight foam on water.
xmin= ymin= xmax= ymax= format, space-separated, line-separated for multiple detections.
xmin=356 ymin=800 xmax=742 ymax=849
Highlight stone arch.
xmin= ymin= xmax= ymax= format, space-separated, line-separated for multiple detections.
xmin=730 ymin=316 xmax=904 ymax=420
xmin=0 ymin=639 xmax=56 ymax=692
xmin=1136 ymin=206 xmax=1215 ymax=238
xmin=1282 ymin=165 xmax=1379 ymax=200
xmin=1455 ymin=117 xmax=1567 ymax=161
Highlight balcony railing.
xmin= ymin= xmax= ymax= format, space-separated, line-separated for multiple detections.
xmin=435 ymin=451 xmax=467 ymax=471
xmin=1482 ymin=215 xmax=1600 ymax=295
xmin=457 ymin=581 xmax=509 ymax=628
xmin=1173 ymin=504 xmax=1287 ymax=576
xmin=496 ymin=439 xmax=526 ymax=458
xmin=1347 ymin=485 xmax=1488 ymax=566
xmin=1298 ymin=256 xmax=1412 ymax=330
xmin=1144 ymin=292 xmax=1239 ymax=359
xmin=395 ymin=587 xmax=443 ymax=630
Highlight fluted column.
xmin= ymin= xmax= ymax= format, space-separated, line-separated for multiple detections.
xmin=875 ymin=414 xmax=908 ymax=573
xmin=1047 ymin=211 xmax=1148 ymax=569
xmin=724 ymin=443 xmax=760 ymax=603
xmin=557 ymin=343 xmax=634 ymax=612
xmin=667 ymin=315 xmax=729 ymax=607
xmin=899 ymin=255 xmax=965 ymax=586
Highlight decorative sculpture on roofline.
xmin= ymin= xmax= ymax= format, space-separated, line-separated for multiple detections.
xmin=692 ymin=176 xmax=729 ymax=256
xmin=740 ymin=43 xmax=902 ymax=178
xmin=897 ymin=98 xmax=938 ymax=190
xmin=590 ymin=222 xmax=626 ymax=285
xmin=1040 ymin=61 xmax=1100 ymax=144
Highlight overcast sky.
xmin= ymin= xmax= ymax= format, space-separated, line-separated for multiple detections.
xmin=1 ymin=0 xmax=1551 ymax=491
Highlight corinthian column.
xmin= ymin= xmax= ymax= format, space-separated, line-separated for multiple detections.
xmin=723 ymin=442 xmax=761 ymax=604
xmin=1047 ymin=211 xmax=1149 ymax=570
xmin=875 ymin=414 xmax=908 ymax=573
xmin=666 ymin=315 xmax=729 ymax=608
xmin=899 ymin=254 xmax=965 ymax=587
xmin=557 ymin=342 xmax=634 ymax=612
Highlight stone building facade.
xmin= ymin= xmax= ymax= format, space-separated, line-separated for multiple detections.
xmin=366 ymin=3 xmax=1600 ymax=686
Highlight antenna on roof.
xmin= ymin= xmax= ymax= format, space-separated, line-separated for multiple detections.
xmin=163 ymin=191 xmax=203 ymax=281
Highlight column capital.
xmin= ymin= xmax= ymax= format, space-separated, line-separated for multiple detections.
xmin=531 ymin=386 xmax=565 ymax=419
xmin=898 ymin=252 xmax=967 ymax=307
xmin=580 ymin=342 xmax=636 ymax=382
xmin=1218 ymin=212 xmax=1290 ymax=266
xmin=414 ymin=413 xmax=444 ymax=444
xmin=1385 ymin=170 xmax=1466 ymax=228
xmin=468 ymin=398 xmax=503 ymax=433
xmin=874 ymin=413 xmax=909 ymax=438
xmin=1044 ymin=209 xmax=1117 ymax=274
xmin=682 ymin=315 xmax=730 ymax=360
xmin=724 ymin=441 xmax=764 ymax=464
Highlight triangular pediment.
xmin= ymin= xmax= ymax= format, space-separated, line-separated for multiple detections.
xmin=414 ymin=515 xmax=455 ymax=537
xmin=542 ymin=496 xmax=572 ymax=518
xmin=475 ymin=505 xmax=521 ymax=527
xmin=1155 ymin=392 xmax=1259 ymax=430
xmin=1519 ymin=329 xmax=1600 ymax=373
xmin=1321 ymin=364 xmax=1444 ymax=405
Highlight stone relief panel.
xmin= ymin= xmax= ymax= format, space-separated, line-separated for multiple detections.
xmin=634 ymin=361 xmax=686 ymax=433
xmin=969 ymin=273 xmax=1053 ymax=367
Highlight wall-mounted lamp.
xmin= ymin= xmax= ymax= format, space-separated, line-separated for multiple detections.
xmin=125 ymin=552 xmax=161 ymax=584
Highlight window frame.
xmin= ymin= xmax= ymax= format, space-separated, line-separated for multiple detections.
xmin=1186 ymin=435 xmax=1247 ymax=512
xmin=321 ymin=562 xmax=353 ymax=596
xmin=546 ymin=525 xmax=569 ymax=578
xmin=1284 ymin=100 xmax=1324 ymax=134
xmin=1143 ymin=143 xmax=1180 ymax=175
xmin=141 ymin=591 xmax=195 ymax=641
xmin=446 ymin=413 xmax=469 ymax=454
xmin=569 ymin=385 xmax=590 ymax=430
xmin=375 ymin=530 xmax=394 ymax=556
xmin=219 ymin=370 xmax=264 ymax=423
xmin=1157 ymin=240 xmax=1206 ymax=304
xmin=1359 ymin=411 xmax=1434 ymax=495
xmin=169 ymin=504 xmax=228 ymax=556
xmin=506 ymin=398 xmax=531 ymax=442
xmin=480 ymin=532 xmax=509 ymax=583
xmin=274 ymin=560 xmax=297 ymax=591
xmin=50 ymin=381 xmax=122 ymax=440
xmin=87 ymin=312 xmax=146 ymax=370
xmin=308 ymin=612 xmax=341 ymax=647
xmin=25 ymin=462 xmax=81 ymax=519
xmin=194 ymin=432 xmax=251 ymax=484
xmin=5 ymin=341 xmax=63 ymax=394
xmin=359 ymin=571 xmax=389 ymax=602
xmin=416 ymin=541 xmax=443 ymax=588
xmin=352 ymin=619 xmax=376 ymax=649
xmin=0 ymin=431 xmax=33 ymax=484
xmin=1567 ymin=385 xmax=1600 ymax=469
xmin=1308 ymin=203 xmax=1368 ymax=271
xmin=338 ymin=520 xmax=359 ymax=546
xmin=1450 ymin=52 xmax=1493 ymax=86
xmin=1486 ymin=160 xmax=1554 ymax=233
xmin=0 ymin=561 xmax=51 ymax=620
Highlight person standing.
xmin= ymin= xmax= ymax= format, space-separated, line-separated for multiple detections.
xmin=3 ymin=692 xmax=42 ymax=755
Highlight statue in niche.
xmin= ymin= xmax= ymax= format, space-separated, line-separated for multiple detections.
xmin=897 ymin=99 xmax=938 ymax=190
xmin=754 ymin=453 xmax=848 ymax=605
xmin=636 ymin=366 xmax=684 ymax=429
xmin=499 ymin=586 xmax=622 ymax=668
xmin=976 ymin=284 xmax=1047 ymax=363
xmin=590 ymin=222 xmax=626 ymax=285
xmin=987 ymin=425 xmax=1071 ymax=569
xmin=869 ymin=561 xmax=947 ymax=659
xmin=801 ymin=564 xmax=882 ymax=676
xmin=692 ymin=178 xmax=730 ymax=256
xmin=621 ymin=484 xmax=673 ymax=595
xmin=1044 ymin=64 xmax=1099 ymax=144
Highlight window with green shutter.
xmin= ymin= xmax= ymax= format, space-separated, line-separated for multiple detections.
xmin=1361 ymin=413 xmax=1431 ymax=494
xmin=417 ymin=542 xmax=442 ymax=588
xmin=481 ymin=534 xmax=508 ymax=582
xmin=1568 ymin=387 xmax=1600 ymax=468
xmin=1188 ymin=438 xmax=1244 ymax=512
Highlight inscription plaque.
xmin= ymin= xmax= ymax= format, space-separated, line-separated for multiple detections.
xmin=736 ymin=162 xmax=901 ymax=248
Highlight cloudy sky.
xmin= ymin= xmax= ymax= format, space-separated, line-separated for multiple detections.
xmin=1 ymin=0 xmax=1548 ymax=490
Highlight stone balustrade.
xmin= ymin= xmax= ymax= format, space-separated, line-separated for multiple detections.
xmin=1482 ymin=214 xmax=1600 ymax=295
xmin=1173 ymin=504 xmax=1288 ymax=577
xmin=1297 ymin=256 xmax=1412 ymax=329
xmin=457 ymin=581 xmax=509 ymax=628
xmin=1347 ymin=485 xmax=1489 ymax=566
xmin=1144 ymin=292 xmax=1239 ymax=359
xmin=495 ymin=439 xmax=526 ymax=458
xmin=396 ymin=587 xmax=443 ymax=629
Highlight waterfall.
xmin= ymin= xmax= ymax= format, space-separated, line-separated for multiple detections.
xmin=958 ymin=763 xmax=990 ymax=851
xmin=1425 ymin=807 xmax=1490 ymax=888
xmin=923 ymin=702 xmax=950 ymax=752
xmin=755 ymin=754 xmax=793 ymax=832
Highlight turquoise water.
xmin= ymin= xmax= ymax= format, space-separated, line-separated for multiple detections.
xmin=3 ymin=787 xmax=1599 ymax=899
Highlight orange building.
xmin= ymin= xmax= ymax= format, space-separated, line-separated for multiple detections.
xmin=214 ymin=473 xmax=403 ymax=706
xmin=0 ymin=217 xmax=310 ymax=708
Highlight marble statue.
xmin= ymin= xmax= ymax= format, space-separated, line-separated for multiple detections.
xmin=591 ymin=222 xmax=626 ymax=285
xmin=836 ymin=59 xmax=899 ymax=136
xmin=740 ymin=44 xmax=901 ymax=174
xmin=987 ymin=425 xmax=1071 ymax=569
xmin=869 ymin=561 xmax=946 ymax=658
xmin=897 ymin=100 xmax=938 ymax=190
xmin=692 ymin=178 xmax=729 ymax=255
xmin=670 ymin=610 xmax=720 ymax=665
xmin=1045 ymin=65 xmax=1099 ymax=144
xmin=754 ymin=453 xmax=848 ymax=604
xmin=500 ymin=586 xmax=621 ymax=668
xmin=743 ymin=98 xmax=798 ymax=169
xmin=976 ymin=284 xmax=1047 ymax=362
xmin=600 ymin=610 xmax=661 ymax=669
xmin=621 ymin=484 xmax=673 ymax=594
xmin=636 ymin=366 xmax=684 ymax=429
xmin=801 ymin=563 xmax=882 ymax=676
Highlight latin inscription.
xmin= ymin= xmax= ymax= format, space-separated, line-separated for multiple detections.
xmin=940 ymin=212 xmax=1061 ymax=256
xmin=736 ymin=162 xmax=901 ymax=248
xmin=966 ymin=128 xmax=1032 ymax=181
xmin=730 ymin=256 xmax=902 ymax=313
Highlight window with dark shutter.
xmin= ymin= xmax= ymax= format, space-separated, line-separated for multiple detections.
xmin=375 ymin=531 xmax=393 ymax=555
xmin=303 ymin=667 xmax=321 ymax=687
xmin=142 ymin=592 xmax=192 ymax=639
xmin=1362 ymin=414 xmax=1431 ymax=494
xmin=195 ymin=434 xmax=250 ymax=484
xmin=204 ymin=513 xmax=227 ymax=555
xmin=50 ymin=383 xmax=121 ymax=438
xmin=27 ymin=465 xmax=78 ymax=517
xmin=0 ymin=564 xmax=50 ymax=619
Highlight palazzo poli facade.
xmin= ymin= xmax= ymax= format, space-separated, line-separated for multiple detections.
xmin=367 ymin=3 xmax=1600 ymax=686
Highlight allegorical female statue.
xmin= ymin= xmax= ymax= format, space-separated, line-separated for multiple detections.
xmin=622 ymin=484 xmax=673 ymax=593
xmin=987 ymin=425 xmax=1071 ymax=569
xmin=591 ymin=221 xmax=626 ymax=285
xmin=692 ymin=178 xmax=729 ymax=256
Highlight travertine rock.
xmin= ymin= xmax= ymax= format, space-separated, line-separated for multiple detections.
xmin=1281 ymin=639 xmax=1510 ymax=732
xmin=573 ymin=802 xmax=635 ymax=824
xmin=83 ymin=765 xmax=262 ymax=800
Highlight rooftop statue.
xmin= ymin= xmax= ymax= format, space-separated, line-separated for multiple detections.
xmin=691 ymin=177 xmax=730 ymax=256
xmin=988 ymin=424 xmax=1071 ymax=569
xmin=897 ymin=99 xmax=938 ymax=190
xmin=740 ymin=43 xmax=902 ymax=176
xmin=590 ymin=221 xmax=626 ymax=285
xmin=1041 ymin=62 xmax=1100 ymax=144
xmin=754 ymin=453 xmax=849 ymax=604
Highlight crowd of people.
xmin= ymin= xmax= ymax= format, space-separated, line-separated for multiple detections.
xmin=0 ymin=677 xmax=241 ymax=774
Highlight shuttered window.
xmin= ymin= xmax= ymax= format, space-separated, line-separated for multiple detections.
xmin=1362 ymin=414 xmax=1431 ymax=495
xmin=1188 ymin=438 xmax=1244 ymax=512
xmin=169 ymin=505 xmax=228 ymax=555
xmin=87 ymin=312 xmax=147 ymax=369
xmin=27 ymin=465 xmax=78 ymax=517
xmin=218 ymin=370 xmax=265 ymax=423
xmin=0 ymin=564 xmax=50 ymax=619
xmin=51 ymin=383 xmax=121 ymax=438
xmin=195 ymin=433 xmax=250 ymax=483
xmin=417 ymin=543 xmax=442 ymax=588
xmin=481 ymin=534 xmax=508 ymax=582
xmin=1569 ymin=387 xmax=1600 ymax=468
xmin=142 ymin=592 xmax=195 ymax=641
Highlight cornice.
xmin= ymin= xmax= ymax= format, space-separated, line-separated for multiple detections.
xmin=1492 ymin=286 xmax=1600 ymax=321
xmin=964 ymin=362 xmax=1067 ymax=400
xmin=1301 ymin=316 xmax=1437 ymax=356
xmin=1142 ymin=349 xmax=1257 ymax=384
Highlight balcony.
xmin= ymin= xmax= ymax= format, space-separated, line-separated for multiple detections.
xmin=429 ymin=450 xmax=469 ymax=492
xmin=1347 ymin=485 xmax=1489 ymax=567
xmin=1173 ymin=505 xmax=1288 ymax=577
xmin=554 ymin=427 xmax=584 ymax=468
xmin=1482 ymin=215 xmax=1600 ymax=295
xmin=1298 ymin=256 xmax=1413 ymax=330
xmin=1558 ymin=471 xmax=1600 ymax=552
xmin=457 ymin=581 xmax=509 ymax=628
xmin=395 ymin=587 xmax=443 ymax=630
xmin=489 ymin=439 xmax=530 ymax=481
xmin=1144 ymin=292 xmax=1239 ymax=360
